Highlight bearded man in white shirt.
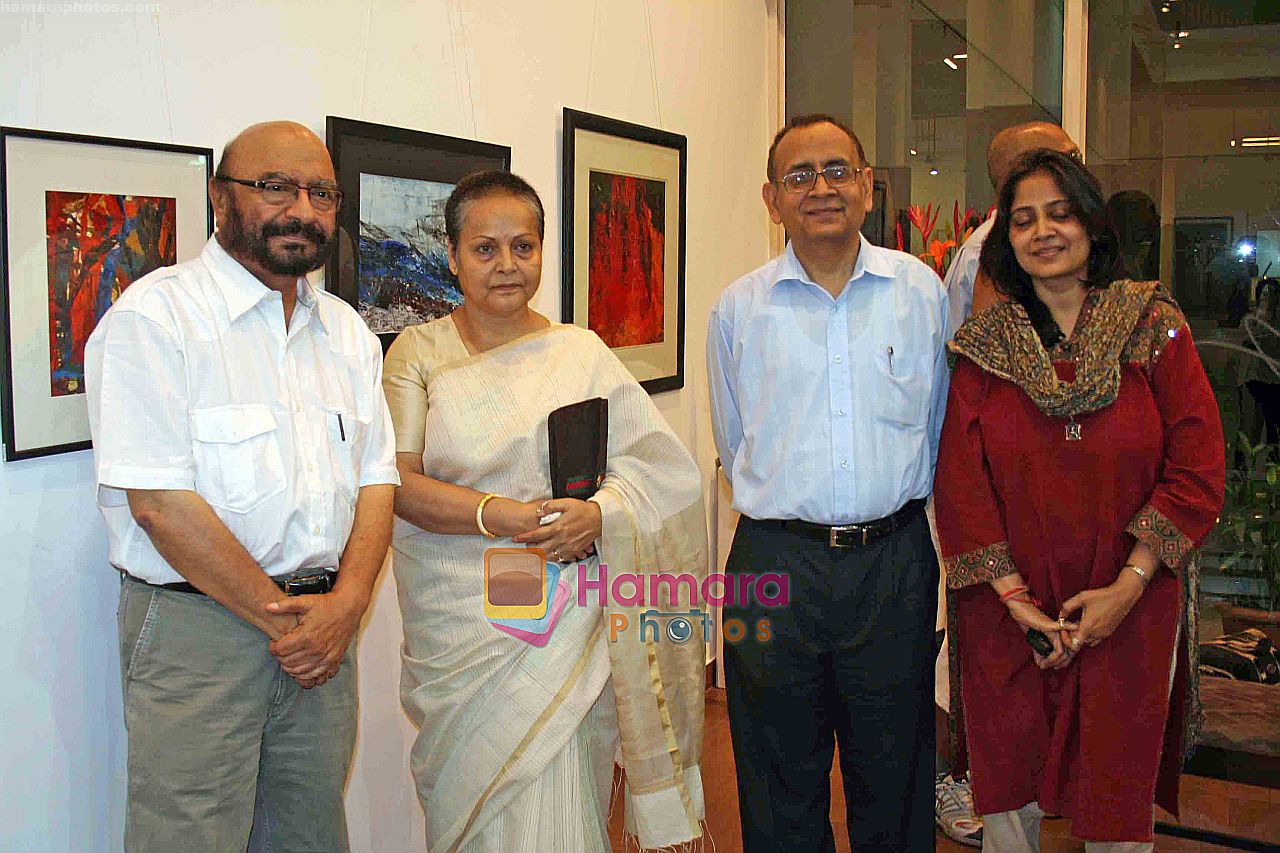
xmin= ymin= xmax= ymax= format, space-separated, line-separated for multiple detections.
xmin=86 ymin=121 xmax=399 ymax=853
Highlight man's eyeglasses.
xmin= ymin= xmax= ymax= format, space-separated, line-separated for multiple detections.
xmin=775 ymin=164 xmax=865 ymax=194
xmin=215 ymin=176 xmax=343 ymax=211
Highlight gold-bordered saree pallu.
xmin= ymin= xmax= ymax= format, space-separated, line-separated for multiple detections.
xmin=390 ymin=322 xmax=707 ymax=852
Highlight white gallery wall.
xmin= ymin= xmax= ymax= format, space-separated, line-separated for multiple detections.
xmin=0 ymin=1 xmax=780 ymax=849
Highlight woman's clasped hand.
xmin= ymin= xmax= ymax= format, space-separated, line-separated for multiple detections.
xmin=511 ymin=498 xmax=602 ymax=563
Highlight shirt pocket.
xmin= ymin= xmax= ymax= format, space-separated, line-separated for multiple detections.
xmin=325 ymin=406 xmax=370 ymax=505
xmin=874 ymin=347 xmax=930 ymax=429
xmin=190 ymin=404 xmax=287 ymax=513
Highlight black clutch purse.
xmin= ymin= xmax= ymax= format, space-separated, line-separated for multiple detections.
xmin=547 ymin=398 xmax=608 ymax=499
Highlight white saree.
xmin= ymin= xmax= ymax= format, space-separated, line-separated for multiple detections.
xmin=383 ymin=318 xmax=707 ymax=852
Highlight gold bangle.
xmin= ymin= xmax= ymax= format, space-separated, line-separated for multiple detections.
xmin=476 ymin=493 xmax=499 ymax=538
xmin=1124 ymin=563 xmax=1151 ymax=584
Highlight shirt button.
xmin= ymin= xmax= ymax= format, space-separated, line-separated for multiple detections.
xmin=835 ymin=409 xmax=845 ymax=417
xmin=840 ymin=460 xmax=849 ymax=469
xmin=313 ymin=526 xmax=321 ymax=535
xmin=833 ymin=355 xmax=843 ymax=363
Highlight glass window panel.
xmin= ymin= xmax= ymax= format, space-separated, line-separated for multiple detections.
xmin=1087 ymin=0 xmax=1280 ymax=629
xmin=786 ymin=0 xmax=1064 ymax=257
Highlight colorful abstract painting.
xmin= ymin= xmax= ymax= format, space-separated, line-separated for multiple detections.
xmin=45 ymin=191 xmax=176 ymax=396
xmin=587 ymin=171 xmax=665 ymax=347
xmin=357 ymin=173 xmax=460 ymax=334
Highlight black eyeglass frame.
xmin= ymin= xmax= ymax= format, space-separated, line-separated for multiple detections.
xmin=214 ymin=175 xmax=344 ymax=210
xmin=774 ymin=164 xmax=867 ymax=194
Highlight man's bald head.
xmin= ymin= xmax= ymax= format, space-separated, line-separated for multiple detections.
xmin=211 ymin=121 xmax=338 ymax=285
xmin=215 ymin=121 xmax=332 ymax=180
xmin=986 ymin=121 xmax=1078 ymax=191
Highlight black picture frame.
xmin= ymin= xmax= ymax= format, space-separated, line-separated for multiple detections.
xmin=325 ymin=117 xmax=511 ymax=351
xmin=1 ymin=126 xmax=212 ymax=461
xmin=561 ymin=108 xmax=687 ymax=395
xmin=861 ymin=179 xmax=889 ymax=247
xmin=1172 ymin=216 xmax=1235 ymax=314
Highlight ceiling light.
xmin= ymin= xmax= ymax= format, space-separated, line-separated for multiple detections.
xmin=930 ymin=167 xmax=940 ymax=176
xmin=909 ymin=148 xmax=918 ymax=156
xmin=943 ymin=57 xmax=959 ymax=70
xmin=1238 ymin=242 xmax=1255 ymax=258
xmin=1160 ymin=4 xmax=1170 ymax=12
xmin=1231 ymin=139 xmax=1237 ymax=146
xmin=1177 ymin=30 xmax=1189 ymax=37
xmin=953 ymin=53 xmax=968 ymax=60
xmin=1240 ymin=136 xmax=1280 ymax=147
xmin=1173 ymin=41 xmax=1182 ymax=48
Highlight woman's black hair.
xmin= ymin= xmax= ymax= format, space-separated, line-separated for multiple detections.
xmin=978 ymin=149 xmax=1121 ymax=346
xmin=444 ymin=170 xmax=545 ymax=248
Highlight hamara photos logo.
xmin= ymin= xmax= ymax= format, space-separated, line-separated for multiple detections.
xmin=483 ymin=548 xmax=786 ymax=647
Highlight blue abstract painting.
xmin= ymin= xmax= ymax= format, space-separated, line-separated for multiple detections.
xmin=357 ymin=173 xmax=460 ymax=334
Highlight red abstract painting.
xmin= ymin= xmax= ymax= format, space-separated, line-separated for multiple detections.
xmin=46 ymin=191 xmax=176 ymax=396
xmin=587 ymin=171 xmax=665 ymax=347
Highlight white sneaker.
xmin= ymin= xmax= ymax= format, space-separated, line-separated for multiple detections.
xmin=935 ymin=772 xmax=983 ymax=848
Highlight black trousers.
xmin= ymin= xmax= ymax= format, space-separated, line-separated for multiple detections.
xmin=723 ymin=511 xmax=938 ymax=853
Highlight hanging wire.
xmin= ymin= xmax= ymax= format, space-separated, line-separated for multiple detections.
xmin=912 ymin=0 xmax=1061 ymax=123
xmin=446 ymin=0 xmax=479 ymax=138
xmin=151 ymin=9 xmax=175 ymax=142
xmin=355 ymin=0 xmax=374 ymax=118
xmin=641 ymin=0 xmax=663 ymax=126
xmin=585 ymin=0 xmax=602 ymax=108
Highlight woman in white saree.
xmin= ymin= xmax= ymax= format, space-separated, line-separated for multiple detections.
xmin=382 ymin=171 xmax=707 ymax=852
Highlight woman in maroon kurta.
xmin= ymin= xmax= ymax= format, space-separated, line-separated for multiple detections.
xmin=935 ymin=150 xmax=1224 ymax=850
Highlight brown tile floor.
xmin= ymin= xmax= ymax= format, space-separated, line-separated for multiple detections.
xmin=609 ymin=688 xmax=1280 ymax=851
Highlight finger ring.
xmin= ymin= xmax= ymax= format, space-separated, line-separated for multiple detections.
xmin=1058 ymin=616 xmax=1066 ymax=629
xmin=540 ymin=500 xmax=550 ymax=515
xmin=1071 ymin=636 xmax=1081 ymax=647
xmin=552 ymin=549 xmax=559 ymax=559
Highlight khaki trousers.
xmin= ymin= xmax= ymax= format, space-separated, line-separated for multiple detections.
xmin=118 ymin=575 xmax=357 ymax=853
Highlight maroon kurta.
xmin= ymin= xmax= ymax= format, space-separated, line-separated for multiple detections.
xmin=935 ymin=289 xmax=1224 ymax=842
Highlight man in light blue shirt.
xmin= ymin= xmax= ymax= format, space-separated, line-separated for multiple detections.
xmin=707 ymin=113 xmax=948 ymax=851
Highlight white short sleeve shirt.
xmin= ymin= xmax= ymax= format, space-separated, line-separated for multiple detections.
xmin=86 ymin=237 xmax=400 ymax=584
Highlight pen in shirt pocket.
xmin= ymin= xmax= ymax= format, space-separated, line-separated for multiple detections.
xmin=336 ymin=412 xmax=346 ymax=441
xmin=887 ymin=345 xmax=895 ymax=374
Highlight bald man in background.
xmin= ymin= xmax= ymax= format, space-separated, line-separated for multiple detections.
xmin=932 ymin=120 xmax=1079 ymax=848
xmin=943 ymin=121 xmax=1080 ymax=335
xmin=86 ymin=121 xmax=398 ymax=852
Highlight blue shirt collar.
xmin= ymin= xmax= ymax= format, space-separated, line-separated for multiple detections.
xmin=771 ymin=234 xmax=894 ymax=291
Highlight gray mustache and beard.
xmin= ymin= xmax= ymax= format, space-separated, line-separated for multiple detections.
xmin=221 ymin=202 xmax=335 ymax=276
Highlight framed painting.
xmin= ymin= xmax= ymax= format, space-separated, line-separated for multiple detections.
xmin=0 ymin=127 xmax=212 ymax=461
xmin=561 ymin=109 xmax=687 ymax=394
xmin=325 ymin=117 xmax=511 ymax=350
xmin=861 ymin=179 xmax=888 ymax=247
xmin=1172 ymin=216 xmax=1235 ymax=315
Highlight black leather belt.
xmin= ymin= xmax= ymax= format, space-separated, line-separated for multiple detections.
xmin=753 ymin=498 xmax=926 ymax=548
xmin=125 ymin=569 xmax=338 ymax=596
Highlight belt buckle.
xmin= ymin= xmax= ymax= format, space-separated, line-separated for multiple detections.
xmin=283 ymin=572 xmax=333 ymax=596
xmin=828 ymin=525 xmax=868 ymax=548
